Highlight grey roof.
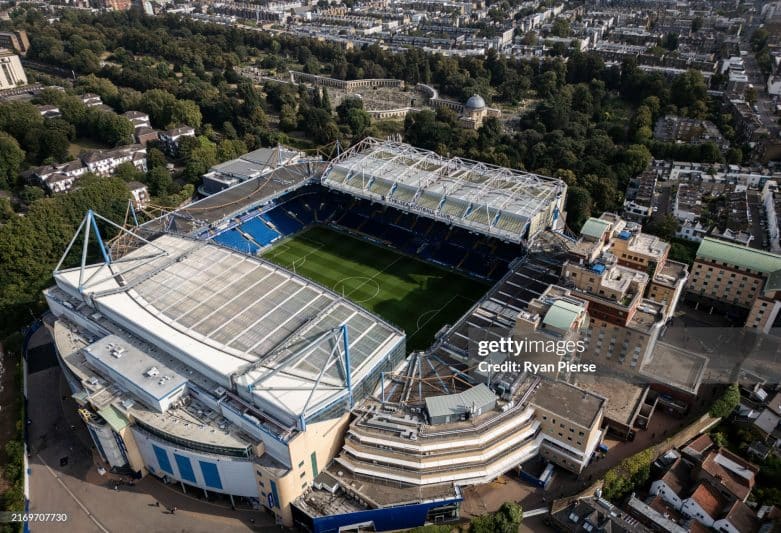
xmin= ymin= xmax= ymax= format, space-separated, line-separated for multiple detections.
xmin=210 ymin=158 xmax=266 ymax=179
xmin=83 ymin=334 xmax=188 ymax=405
xmin=241 ymin=146 xmax=300 ymax=166
xmin=465 ymin=94 xmax=486 ymax=110
xmin=123 ymin=110 xmax=149 ymax=119
xmin=531 ymin=379 xmax=605 ymax=428
xmin=425 ymin=383 xmax=496 ymax=420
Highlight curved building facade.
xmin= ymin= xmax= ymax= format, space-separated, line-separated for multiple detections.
xmin=45 ymin=222 xmax=405 ymax=526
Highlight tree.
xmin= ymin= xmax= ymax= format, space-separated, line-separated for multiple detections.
xmin=30 ymin=127 xmax=71 ymax=163
xmin=603 ymin=448 xmax=654 ymax=501
xmin=344 ymin=108 xmax=371 ymax=136
xmin=183 ymin=136 xmax=217 ymax=182
xmin=83 ymin=109 xmax=134 ymax=146
xmin=0 ymin=133 xmax=25 ymax=190
xmin=550 ymin=18 xmax=571 ymax=38
xmin=171 ymin=100 xmax=203 ymax=129
xmin=321 ymin=87 xmax=332 ymax=113
xmin=176 ymin=135 xmax=201 ymax=160
xmin=671 ymin=70 xmax=707 ymax=111
xmin=0 ymin=196 xmax=14 ymax=223
xmin=0 ymin=101 xmax=44 ymax=142
xmin=147 ymin=147 xmax=167 ymax=170
xmin=726 ymin=147 xmax=743 ymax=165
xmin=745 ymin=86 xmax=757 ymax=106
xmin=469 ymin=502 xmax=523 ymax=533
xmin=113 ymin=162 xmax=143 ymax=182
xmin=583 ymin=173 xmax=618 ymax=212
xmin=0 ymin=176 xmax=129 ymax=333
xmin=146 ymin=166 xmax=172 ymax=196
xmin=622 ymin=144 xmax=652 ymax=175
xmin=645 ymin=215 xmax=679 ymax=241
xmin=279 ymin=104 xmax=298 ymax=132
xmin=710 ymin=383 xmax=740 ymax=418
xmin=77 ymin=74 xmax=120 ymax=104
xmin=669 ymin=241 xmax=696 ymax=264
xmin=661 ymin=33 xmax=678 ymax=51
xmin=566 ymin=186 xmax=593 ymax=231
xmin=139 ymin=89 xmax=178 ymax=128
xmin=19 ymin=186 xmax=45 ymax=205
xmin=216 ymin=139 xmax=248 ymax=162
xmin=300 ymin=107 xmax=339 ymax=144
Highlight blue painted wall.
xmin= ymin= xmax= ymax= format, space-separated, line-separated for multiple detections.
xmin=199 ymin=460 xmax=223 ymax=489
xmin=152 ymin=444 xmax=173 ymax=474
xmin=174 ymin=454 xmax=196 ymax=484
xmin=294 ymin=497 xmax=462 ymax=533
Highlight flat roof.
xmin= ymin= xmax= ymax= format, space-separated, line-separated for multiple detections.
xmin=580 ymin=217 xmax=611 ymax=239
xmin=531 ymin=379 xmax=604 ymax=428
xmin=542 ymin=300 xmax=584 ymax=330
xmin=641 ymin=342 xmax=708 ymax=395
xmin=54 ymin=234 xmax=404 ymax=425
xmin=84 ymin=334 xmax=188 ymax=404
xmin=574 ymin=374 xmax=645 ymax=426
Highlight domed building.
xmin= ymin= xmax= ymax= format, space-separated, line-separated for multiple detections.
xmin=464 ymin=94 xmax=487 ymax=111
xmin=460 ymin=94 xmax=501 ymax=129
xmin=426 ymin=92 xmax=501 ymax=129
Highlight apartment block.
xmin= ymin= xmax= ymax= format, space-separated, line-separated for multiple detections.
xmin=687 ymin=237 xmax=781 ymax=331
xmin=0 ymin=30 xmax=29 ymax=54
xmin=0 ymin=49 xmax=27 ymax=90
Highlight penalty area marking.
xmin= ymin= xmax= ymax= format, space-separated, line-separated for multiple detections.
xmin=412 ymin=294 xmax=474 ymax=336
xmin=268 ymin=239 xmax=326 ymax=272
xmin=333 ymin=276 xmax=381 ymax=304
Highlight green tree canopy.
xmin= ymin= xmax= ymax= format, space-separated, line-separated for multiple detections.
xmin=0 ymin=132 xmax=25 ymax=190
xmin=710 ymin=383 xmax=740 ymax=418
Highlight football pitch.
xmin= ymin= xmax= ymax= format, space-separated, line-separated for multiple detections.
xmin=262 ymin=226 xmax=489 ymax=350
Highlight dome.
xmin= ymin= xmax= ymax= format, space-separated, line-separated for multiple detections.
xmin=464 ymin=94 xmax=486 ymax=110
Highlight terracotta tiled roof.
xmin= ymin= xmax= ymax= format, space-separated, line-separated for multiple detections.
xmin=723 ymin=500 xmax=759 ymax=532
xmin=689 ymin=482 xmax=727 ymax=518
xmin=700 ymin=447 xmax=758 ymax=501
xmin=684 ymin=433 xmax=713 ymax=454
xmin=661 ymin=458 xmax=692 ymax=495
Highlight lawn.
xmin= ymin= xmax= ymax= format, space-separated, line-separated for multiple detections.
xmin=67 ymin=137 xmax=111 ymax=158
xmin=262 ymin=226 xmax=488 ymax=350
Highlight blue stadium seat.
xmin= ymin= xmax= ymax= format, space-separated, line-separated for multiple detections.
xmin=212 ymin=230 xmax=260 ymax=255
xmin=239 ymin=217 xmax=281 ymax=246
xmin=262 ymin=210 xmax=303 ymax=235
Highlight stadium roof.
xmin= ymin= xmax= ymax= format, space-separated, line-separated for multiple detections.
xmin=53 ymin=229 xmax=404 ymax=429
xmin=321 ymin=138 xmax=565 ymax=243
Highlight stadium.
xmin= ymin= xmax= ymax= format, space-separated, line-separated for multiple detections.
xmin=45 ymin=138 xmax=569 ymax=529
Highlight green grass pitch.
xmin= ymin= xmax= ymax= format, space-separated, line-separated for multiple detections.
xmin=262 ymin=226 xmax=489 ymax=350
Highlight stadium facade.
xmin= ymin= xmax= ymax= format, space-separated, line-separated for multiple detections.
xmin=45 ymin=140 xmax=567 ymax=527
xmin=45 ymin=139 xmax=691 ymax=531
